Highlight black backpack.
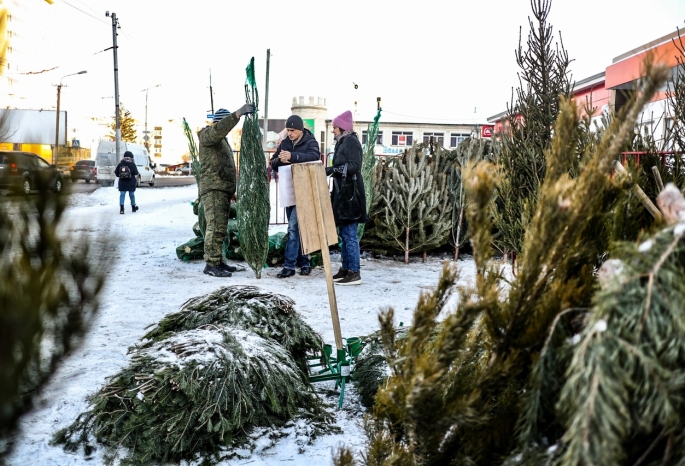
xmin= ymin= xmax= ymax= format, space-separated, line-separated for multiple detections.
xmin=119 ymin=165 xmax=131 ymax=179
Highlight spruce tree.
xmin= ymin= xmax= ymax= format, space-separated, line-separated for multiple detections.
xmin=352 ymin=61 xmax=669 ymax=466
xmin=446 ymin=138 xmax=493 ymax=260
xmin=493 ymin=0 xmax=572 ymax=256
xmin=358 ymin=108 xmax=382 ymax=239
xmin=666 ymin=29 xmax=685 ymax=182
xmin=365 ymin=144 xmax=453 ymax=262
xmin=0 ymin=187 xmax=109 ymax=452
xmin=107 ymin=103 xmax=138 ymax=143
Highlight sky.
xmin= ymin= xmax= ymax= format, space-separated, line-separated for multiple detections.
xmin=15 ymin=0 xmax=685 ymax=157
xmin=4 ymin=182 xmax=472 ymax=465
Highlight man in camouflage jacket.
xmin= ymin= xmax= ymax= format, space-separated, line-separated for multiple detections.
xmin=198 ymin=104 xmax=254 ymax=277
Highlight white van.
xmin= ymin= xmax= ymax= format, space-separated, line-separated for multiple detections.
xmin=95 ymin=141 xmax=156 ymax=187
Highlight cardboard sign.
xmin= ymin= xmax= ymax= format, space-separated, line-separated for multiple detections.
xmin=278 ymin=165 xmax=296 ymax=207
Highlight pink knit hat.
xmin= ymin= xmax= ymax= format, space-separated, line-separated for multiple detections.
xmin=332 ymin=110 xmax=354 ymax=132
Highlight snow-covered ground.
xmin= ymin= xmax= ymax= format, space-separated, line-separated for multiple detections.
xmin=6 ymin=184 xmax=477 ymax=465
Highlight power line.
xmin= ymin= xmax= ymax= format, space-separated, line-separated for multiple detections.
xmin=14 ymin=47 xmax=110 ymax=76
xmin=60 ymin=0 xmax=109 ymax=25
xmin=70 ymin=0 xmax=102 ymax=18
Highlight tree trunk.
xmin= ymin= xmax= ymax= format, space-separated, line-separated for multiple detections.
xmin=454 ymin=207 xmax=464 ymax=261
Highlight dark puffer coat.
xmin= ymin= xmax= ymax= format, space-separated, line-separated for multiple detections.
xmin=115 ymin=155 xmax=139 ymax=192
xmin=269 ymin=128 xmax=321 ymax=170
xmin=328 ymin=133 xmax=367 ymax=225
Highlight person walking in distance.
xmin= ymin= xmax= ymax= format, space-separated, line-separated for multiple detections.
xmin=270 ymin=115 xmax=322 ymax=278
xmin=115 ymin=150 xmax=139 ymax=214
xmin=198 ymin=104 xmax=255 ymax=277
xmin=326 ymin=110 xmax=366 ymax=286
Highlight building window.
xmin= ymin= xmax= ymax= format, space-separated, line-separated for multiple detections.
xmin=422 ymin=132 xmax=444 ymax=146
xmin=450 ymin=133 xmax=470 ymax=148
xmin=391 ymin=131 xmax=413 ymax=146
xmin=362 ymin=130 xmax=383 ymax=145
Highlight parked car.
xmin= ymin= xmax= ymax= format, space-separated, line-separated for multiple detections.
xmin=70 ymin=159 xmax=96 ymax=183
xmin=0 ymin=151 xmax=64 ymax=194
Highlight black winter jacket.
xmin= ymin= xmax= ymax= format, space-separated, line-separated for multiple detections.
xmin=115 ymin=155 xmax=139 ymax=192
xmin=328 ymin=133 xmax=367 ymax=225
xmin=269 ymin=129 xmax=321 ymax=171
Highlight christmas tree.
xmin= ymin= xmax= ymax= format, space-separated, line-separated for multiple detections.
xmin=352 ymin=61 xmax=669 ymax=466
xmin=364 ymin=144 xmax=453 ymax=262
xmin=492 ymin=0 xmax=572 ymax=256
xmin=237 ymin=58 xmax=270 ymax=278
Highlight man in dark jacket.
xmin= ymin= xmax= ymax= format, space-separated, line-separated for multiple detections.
xmin=198 ymin=104 xmax=255 ymax=278
xmin=270 ymin=115 xmax=321 ymax=278
xmin=115 ymin=150 xmax=140 ymax=214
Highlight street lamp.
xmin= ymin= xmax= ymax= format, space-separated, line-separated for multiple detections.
xmin=54 ymin=70 xmax=87 ymax=165
xmin=142 ymin=84 xmax=161 ymax=153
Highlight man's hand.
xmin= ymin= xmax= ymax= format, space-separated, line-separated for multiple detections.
xmin=237 ymin=103 xmax=256 ymax=117
xmin=279 ymin=150 xmax=292 ymax=164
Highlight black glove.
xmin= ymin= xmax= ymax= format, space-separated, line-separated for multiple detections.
xmin=325 ymin=166 xmax=334 ymax=176
xmin=237 ymin=103 xmax=256 ymax=117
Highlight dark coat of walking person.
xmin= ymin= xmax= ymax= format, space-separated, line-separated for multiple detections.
xmin=115 ymin=150 xmax=140 ymax=214
xmin=269 ymin=115 xmax=322 ymax=278
xmin=326 ymin=110 xmax=366 ymax=286
xmin=197 ymin=104 xmax=255 ymax=278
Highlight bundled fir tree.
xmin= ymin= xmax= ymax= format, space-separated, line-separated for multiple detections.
xmin=364 ymin=144 xmax=453 ymax=262
xmin=493 ymin=0 xmax=572 ymax=256
xmin=237 ymin=58 xmax=270 ymax=278
xmin=52 ymin=286 xmax=337 ymax=465
xmin=346 ymin=61 xmax=669 ymax=466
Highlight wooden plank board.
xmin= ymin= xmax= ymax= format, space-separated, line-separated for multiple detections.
xmin=291 ymin=162 xmax=343 ymax=350
xmin=292 ymin=162 xmax=338 ymax=255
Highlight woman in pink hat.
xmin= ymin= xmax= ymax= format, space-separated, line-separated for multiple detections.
xmin=325 ymin=110 xmax=367 ymax=286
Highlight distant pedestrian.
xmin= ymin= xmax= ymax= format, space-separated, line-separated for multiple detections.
xmin=115 ymin=150 xmax=139 ymax=214
xmin=270 ymin=115 xmax=322 ymax=278
xmin=326 ymin=110 xmax=366 ymax=286
xmin=197 ymin=104 xmax=255 ymax=278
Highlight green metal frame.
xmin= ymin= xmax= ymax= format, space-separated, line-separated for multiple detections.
xmin=307 ymin=337 xmax=364 ymax=408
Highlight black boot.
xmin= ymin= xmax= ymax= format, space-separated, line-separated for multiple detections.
xmin=120 ymin=205 xmax=125 ymax=215
xmin=132 ymin=205 xmax=138 ymax=212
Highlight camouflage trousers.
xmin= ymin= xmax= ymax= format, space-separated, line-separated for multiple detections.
xmin=201 ymin=190 xmax=232 ymax=266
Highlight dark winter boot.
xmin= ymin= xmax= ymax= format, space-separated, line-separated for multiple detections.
xmin=336 ymin=270 xmax=362 ymax=286
xmin=132 ymin=205 xmax=138 ymax=212
xmin=203 ymin=263 xmax=232 ymax=277
xmin=332 ymin=267 xmax=348 ymax=282
xmin=120 ymin=205 xmax=125 ymax=215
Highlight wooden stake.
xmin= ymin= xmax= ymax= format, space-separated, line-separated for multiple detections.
xmin=651 ymin=166 xmax=665 ymax=192
xmin=614 ymin=161 xmax=663 ymax=220
xmin=307 ymin=167 xmax=344 ymax=350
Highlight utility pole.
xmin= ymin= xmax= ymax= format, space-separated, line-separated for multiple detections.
xmin=263 ymin=49 xmax=270 ymax=150
xmin=54 ymin=85 xmax=62 ymax=166
xmin=106 ymin=11 xmax=121 ymax=160
xmin=209 ymin=69 xmax=214 ymax=116
xmin=54 ymin=71 xmax=87 ymax=165
xmin=142 ymin=84 xmax=161 ymax=153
